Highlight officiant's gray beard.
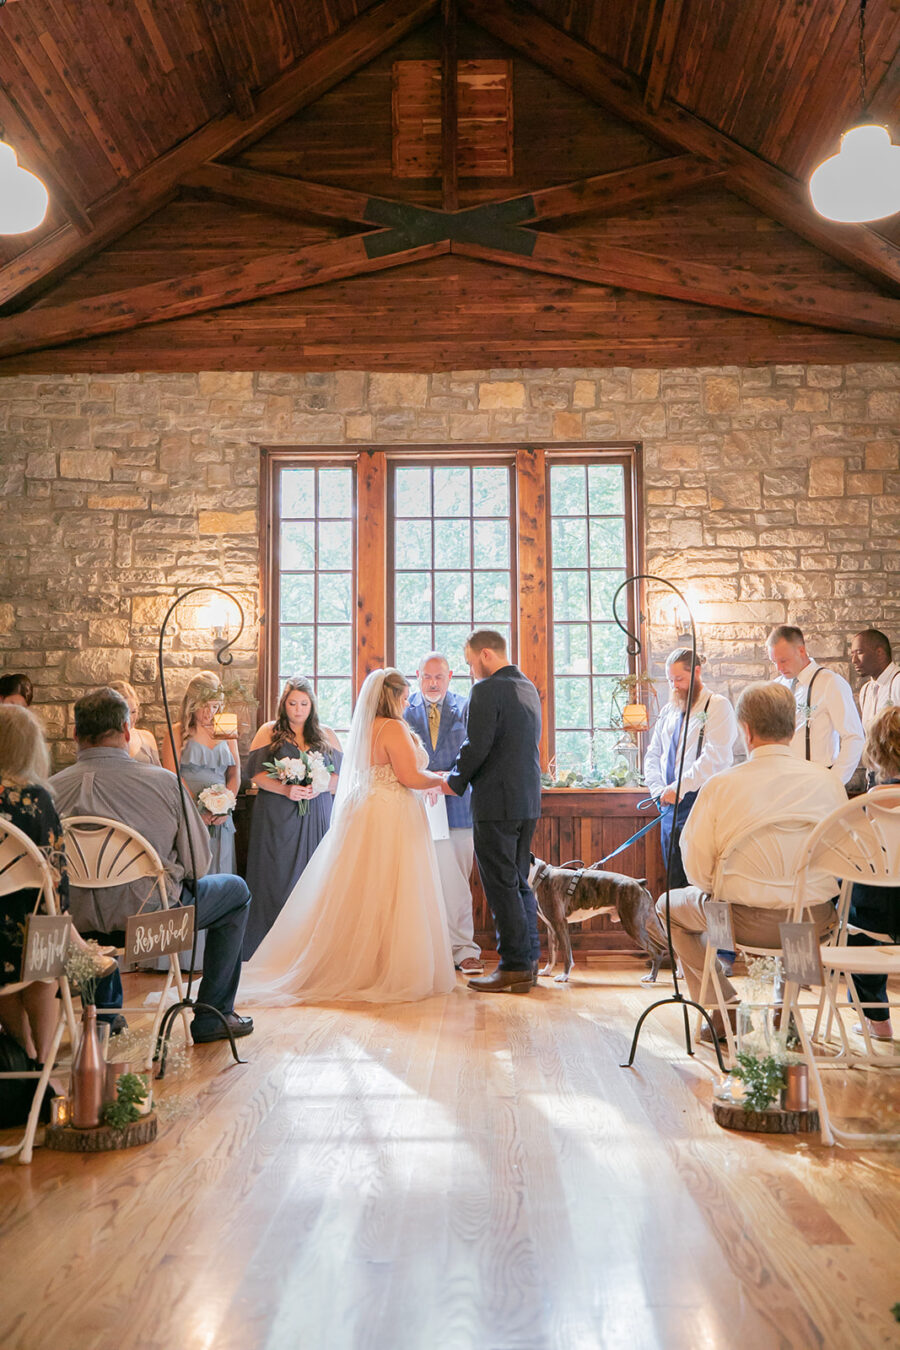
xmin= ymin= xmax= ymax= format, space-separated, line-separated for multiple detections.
xmin=670 ymin=684 xmax=702 ymax=710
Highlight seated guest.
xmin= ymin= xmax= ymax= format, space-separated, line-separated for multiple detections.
xmin=108 ymin=680 xmax=160 ymax=766
xmin=850 ymin=629 xmax=900 ymax=735
xmin=846 ymin=707 xmax=900 ymax=1041
xmin=766 ymin=624 xmax=864 ymax=784
xmin=658 ymin=682 xmax=846 ymax=1039
xmin=0 ymin=705 xmax=114 ymax=1062
xmin=644 ymin=649 xmax=737 ymax=889
xmin=50 ymin=687 xmax=253 ymax=1044
xmin=0 ymin=673 xmax=33 ymax=708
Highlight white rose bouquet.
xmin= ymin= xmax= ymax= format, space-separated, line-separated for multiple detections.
xmin=197 ymin=784 xmax=237 ymax=817
xmin=264 ymin=750 xmax=334 ymax=816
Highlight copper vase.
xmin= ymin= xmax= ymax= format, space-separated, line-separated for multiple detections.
xmin=72 ymin=1004 xmax=105 ymax=1128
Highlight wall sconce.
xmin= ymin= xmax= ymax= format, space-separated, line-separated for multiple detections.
xmin=198 ymin=597 xmax=232 ymax=642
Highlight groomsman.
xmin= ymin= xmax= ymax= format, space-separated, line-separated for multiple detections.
xmin=644 ymin=648 xmax=737 ymax=890
xmin=405 ymin=652 xmax=483 ymax=974
xmin=766 ymin=624 xmax=864 ymax=784
xmin=850 ymin=629 xmax=900 ymax=732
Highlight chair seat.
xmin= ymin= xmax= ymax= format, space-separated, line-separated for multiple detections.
xmin=819 ymin=944 xmax=900 ymax=974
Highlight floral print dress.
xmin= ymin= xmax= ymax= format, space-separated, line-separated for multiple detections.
xmin=0 ymin=784 xmax=69 ymax=982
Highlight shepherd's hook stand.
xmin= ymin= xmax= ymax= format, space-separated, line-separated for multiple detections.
xmin=612 ymin=574 xmax=726 ymax=1075
xmin=155 ymin=585 xmax=247 ymax=1078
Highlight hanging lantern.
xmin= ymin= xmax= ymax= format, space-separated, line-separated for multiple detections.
xmin=0 ymin=140 xmax=49 ymax=234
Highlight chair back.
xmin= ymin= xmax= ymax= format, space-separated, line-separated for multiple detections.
xmin=62 ymin=815 xmax=169 ymax=911
xmin=0 ymin=816 xmax=57 ymax=912
xmin=713 ymin=815 xmax=819 ymax=910
xmin=796 ymin=789 xmax=900 ymax=896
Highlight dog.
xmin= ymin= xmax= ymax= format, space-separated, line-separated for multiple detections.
xmin=529 ymin=855 xmax=669 ymax=983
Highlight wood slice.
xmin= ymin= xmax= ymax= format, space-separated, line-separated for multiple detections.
xmin=44 ymin=1113 xmax=158 ymax=1152
xmin=713 ymin=1101 xmax=820 ymax=1134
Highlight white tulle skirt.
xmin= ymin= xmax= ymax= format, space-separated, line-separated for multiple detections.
xmin=240 ymin=774 xmax=457 ymax=1004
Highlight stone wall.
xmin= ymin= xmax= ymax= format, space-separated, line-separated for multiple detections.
xmin=0 ymin=364 xmax=897 ymax=764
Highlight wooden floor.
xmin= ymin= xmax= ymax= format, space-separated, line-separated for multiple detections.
xmin=2 ymin=959 xmax=899 ymax=1350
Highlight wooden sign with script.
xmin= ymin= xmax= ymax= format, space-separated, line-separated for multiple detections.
xmin=704 ymin=900 xmax=734 ymax=954
xmin=20 ymin=914 xmax=72 ymax=982
xmin=778 ymin=922 xmax=824 ymax=987
xmin=125 ymin=906 xmax=195 ymax=962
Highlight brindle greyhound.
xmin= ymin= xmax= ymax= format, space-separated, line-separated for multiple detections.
xmin=529 ymin=855 xmax=670 ymax=983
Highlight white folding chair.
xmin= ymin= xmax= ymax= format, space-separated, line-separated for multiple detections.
xmin=62 ymin=816 xmax=192 ymax=1070
xmin=785 ymin=789 xmax=900 ymax=1147
xmin=0 ymin=816 xmax=78 ymax=1164
xmin=696 ymin=815 xmax=823 ymax=1066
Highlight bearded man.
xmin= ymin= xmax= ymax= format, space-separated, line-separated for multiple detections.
xmin=644 ymin=648 xmax=738 ymax=889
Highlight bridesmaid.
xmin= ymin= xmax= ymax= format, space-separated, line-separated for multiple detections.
xmin=109 ymin=680 xmax=160 ymax=766
xmin=242 ymin=676 xmax=341 ymax=960
xmin=161 ymin=671 xmax=239 ymax=875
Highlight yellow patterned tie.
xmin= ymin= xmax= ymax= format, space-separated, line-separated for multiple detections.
xmin=427 ymin=700 xmax=440 ymax=750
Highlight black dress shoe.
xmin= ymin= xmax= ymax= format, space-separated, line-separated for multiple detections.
xmin=191 ymin=1013 xmax=254 ymax=1043
xmin=467 ymin=968 xmax=532 ymax=994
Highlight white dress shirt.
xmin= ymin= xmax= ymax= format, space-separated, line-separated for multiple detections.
xmin=680 ymin=744 xmax=847 ymax=908
xmin=644 ymin=690 xmax=738 ymax=799
xmin=776 ymin=661 xmax=864 ymax=784
xmin=859 ymin=661 xmax=900 ymax=733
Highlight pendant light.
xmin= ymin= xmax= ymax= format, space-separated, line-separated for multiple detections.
xmin=809 ymin=0 xmax=900 ymax=223
xmin=0 ymin=136 xmax=49 ymax=234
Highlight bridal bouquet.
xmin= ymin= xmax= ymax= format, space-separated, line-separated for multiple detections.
xmin=197 ymin=784 xmax=237 ymax=817
xmin=264 ymin=751 xmax=334 ymax=816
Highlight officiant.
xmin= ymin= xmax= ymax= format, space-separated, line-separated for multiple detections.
xmin=405 ymin=652 xmax=483 ymax=975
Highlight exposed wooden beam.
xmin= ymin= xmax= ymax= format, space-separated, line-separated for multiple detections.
xmin=452 ymin=233 xmax=900 ymax=340
xmin=516 ymin=155 xmax=723 ymax=222
xmin=0 ymin=0 xmax=438 ymax=313
xmin=0 ymin=235 xmax=450 ymax=358
xmin=441 ymin=0 xmax=459 ymax=211
xmin=460 ymin=0 xmax=900 ymax=294
xmin=645 ymin=0 xmax=685 ymax=113
xmin=180 ymin=163 xmax=376 ymax=225
xmin=198 ymin=0 xmax=257 ymax=119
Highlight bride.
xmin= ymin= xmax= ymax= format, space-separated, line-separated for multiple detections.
xmin=240 ymin=668 xmax=457 ymax=1004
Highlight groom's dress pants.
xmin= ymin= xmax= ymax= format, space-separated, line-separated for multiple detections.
xmin=473 ymin=818 xmax=540 ymax=971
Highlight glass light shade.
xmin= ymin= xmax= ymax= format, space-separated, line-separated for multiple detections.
xmin=622 ymin=702 xmax=649 ymax=731
xmin=198 ymin=598 xmax=231 ymax=634
xmin=809 ymin=123 xmax=900 ymax=223
xmin=212 ymin=711 xmax=238 ymax=738
xmin=0 ymin=141 xmax=49 ymax=234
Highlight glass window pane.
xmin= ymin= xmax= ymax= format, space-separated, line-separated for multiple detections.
xmin=318 ymin=520 xmax=351 ymax=570
xmin=589 ymin=517 xmax=626 ymax=569
xmin=434 ymin=518 xmax=470 ymax=569
xmin=395 ymin=519 xmax=432 ymax=569
xmin=552 ymin=570 xmax=588 ymax=621
xmin=395 ymin=467 xmax=432 ymax=517
xmin=318 ymin=572 xmax=352 ymax=623
xmin=433 ymin=466 xmax=470 ymax=517
xmin=281 ymin=468 xmax=315 ymax=518
xmin=590 ymin=570 xmax=626 ymax=622
xmin=449 ymin=676 xmax=472 ymax=699
xmin=551 ymin=517 xmax=588 ymax=568
xmin=433 ymin=625 xmax=472 ymax=668
xmin=395 ymin=572 xmax=432 ymax=622
xmin=554 ymin=676 xmax=590 ymax=729
xmin=317 ymin=625 xmax=352 ymax=673
xmin=280 ymin=625 xmax=315 ymax=674
xmin=395 ymin=624 xmax=433 ymax=675
xmin=434 ymin=571 xmax=471 ymax=622
xmin=316 ymin=679 xmax=352 ymax=734
xmin=592 ymin=623 xmax=628 ymax=673
xmin=588 ymin=464 xmax=624 ymax=515
xmin=472 ymin=466 xmax=509 ymax=516
xmin=281 ymin=521 xmax=315 ymax=570
xmin=553 ymin=623 xmax=590 ymax=675
xmin=318 ymin=468 xmax=352 ymax=518
xmin=590 ymin=730 xmax=622 ymax=779
xmin=555 ymin=730 xmax=592 ymax=774
xmin=550 ymin=464 xmax=587 ymax=516
xmin=473 ymin=519 xmax=509 ymax=568
xmin=473 ymin=571 xmax=510 ymax=622
xmin=593 ymin=676 xmax=622 ymax=728
xmin=280 ymin=573 xmax=314 ymax=622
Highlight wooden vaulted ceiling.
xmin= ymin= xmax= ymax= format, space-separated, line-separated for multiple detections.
xmin=0 ymin=0 xmax=899 ymax=372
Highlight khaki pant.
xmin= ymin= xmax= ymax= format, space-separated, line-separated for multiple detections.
xmin=656 ymin=887 xmax=836 ymax=1004
xmin=435 ymin=828 xmax=480 ymax=964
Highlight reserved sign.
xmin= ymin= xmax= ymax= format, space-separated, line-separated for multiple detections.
xmin=125 ymin=906 xmax=195 ymax=961
xmin=21 ymin=915 xmax=72 ymax=982
xmin=778 ymin=922 xmax=824 ymax=987
xmin=704 ymin=900 xmax=734 ymax=954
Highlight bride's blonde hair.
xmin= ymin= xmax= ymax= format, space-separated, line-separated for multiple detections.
xmin=375 ymin=669 xmax=409 ymax=720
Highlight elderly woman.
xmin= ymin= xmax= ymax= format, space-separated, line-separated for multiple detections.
xmin=161 ymin=671 xmax=239 ymax=875
xmin=108 ymin=680 xmax=160 ymax=765
xmin=847 ymin=706 xmax=900 ymax=1041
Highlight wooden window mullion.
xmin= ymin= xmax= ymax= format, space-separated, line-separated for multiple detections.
xmin=516 ymin=446 xmax=549 ymax=769
xmin=356 ymin=450 xmax=386 ymax=689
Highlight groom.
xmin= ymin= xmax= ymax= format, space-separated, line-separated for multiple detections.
xmin=442 ymin=630 xmax=543 ymax=993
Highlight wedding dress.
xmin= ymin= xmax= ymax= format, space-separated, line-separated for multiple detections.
xmin=240 ymin=672 xmax=456 ymax=1004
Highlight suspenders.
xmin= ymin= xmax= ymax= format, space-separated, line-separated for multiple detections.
xmin=671 ymin=694 xmax=711 ymax=764
xmin=803 ymin=667 xmax=824 ymax=761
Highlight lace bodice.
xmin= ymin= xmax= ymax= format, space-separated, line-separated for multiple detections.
xmin=368 ymin=732 xmax=429 ymax=797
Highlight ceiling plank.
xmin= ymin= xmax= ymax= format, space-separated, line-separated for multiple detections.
xmin=645 ymin=0 xmax=685 ymax=113
xmin=0 ymin=0 xmax=438 ymax=313
xmin=441 ymin=0 xmax=459 ymax=211
xmin=0 ymin=89 xmax=93 ymax=235
xmin=198 ymin=0 xmax=256 ymax=119
xmin=460 ymin=0 xmax=900 ymax=295
xmin=0 ymin=234 xmax=451 ymax=359
xmin=451 ymin=233 xmax=900 ymax=340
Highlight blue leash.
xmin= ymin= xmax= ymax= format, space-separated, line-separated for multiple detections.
xmin=594 ymin=798 xmax=671 ymax=866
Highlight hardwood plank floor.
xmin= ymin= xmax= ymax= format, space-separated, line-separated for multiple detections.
xmin=1 ymin=959 xmax=898 ymax=1350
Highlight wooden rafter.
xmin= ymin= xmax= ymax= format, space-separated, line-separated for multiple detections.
xmin=441 ymin=0 xmax=459 ymax=211
xmin=0 ymin=0 xmax=438 ymax=313
xmin=459 ymin=0 xmax=900 ymax=295
xmin=645 ymin=0 xmax=685 ymax=113
xmin=198 ymin=0 xmax=257 ymax=119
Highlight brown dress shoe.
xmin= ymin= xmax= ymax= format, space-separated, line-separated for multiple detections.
xmin=467 ymin=968 xmax=533 ymax=994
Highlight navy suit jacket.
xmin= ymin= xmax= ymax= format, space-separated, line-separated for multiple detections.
xmin=446 ymin=665 xmax=542 ymax=822
xmin=404 ymin=689 xmax=472 ymax=829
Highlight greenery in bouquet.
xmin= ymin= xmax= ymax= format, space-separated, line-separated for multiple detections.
xmin=64 ymin=940 xmax=110 ymax=1006
xmin=264 ymin=750 xmax=335 ymax=815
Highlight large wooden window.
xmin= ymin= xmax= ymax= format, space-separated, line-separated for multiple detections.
xmin=261 ymin=446 xmax=641 ymax=766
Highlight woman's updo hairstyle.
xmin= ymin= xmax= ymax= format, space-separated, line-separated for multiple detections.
xmin=375 ymin=669 xmax=409 ymax=720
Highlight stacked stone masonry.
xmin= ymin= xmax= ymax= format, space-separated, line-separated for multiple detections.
xmin=0 ymin=366 xmax=897 ymax=765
